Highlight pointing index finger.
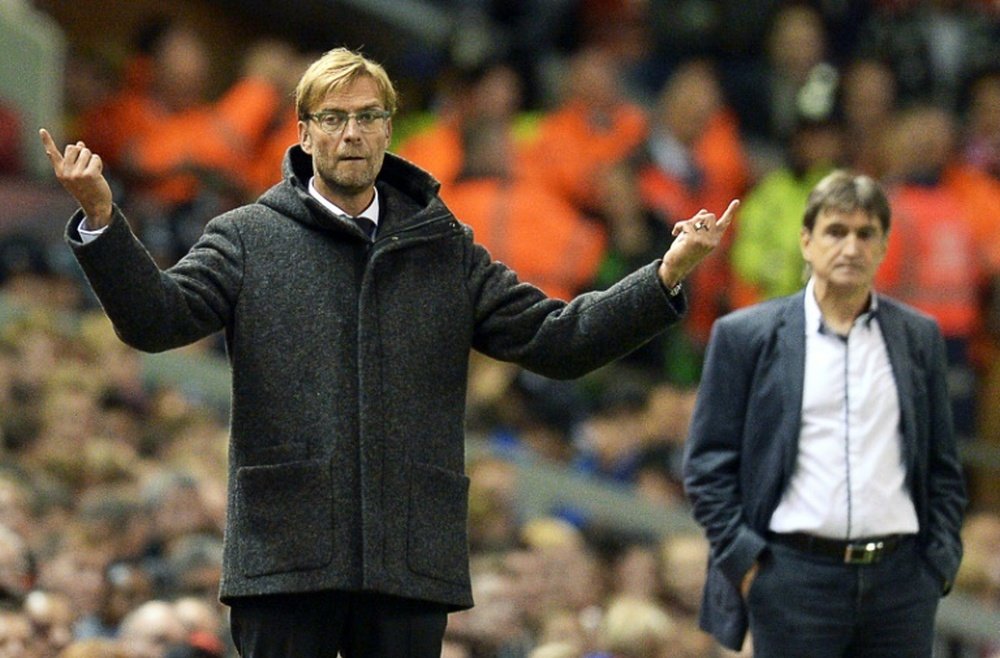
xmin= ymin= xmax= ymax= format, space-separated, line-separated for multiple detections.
xmin=38 ymin=129 xmax=63 ymax=166
xmin=718 ymin=199 xmax=740 ymax=226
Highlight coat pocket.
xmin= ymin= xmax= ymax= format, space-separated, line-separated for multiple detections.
xmin=407 ymin=461 xmax=470 ymax=584
xmin=234 ymin=457 xmax=333 ymax=577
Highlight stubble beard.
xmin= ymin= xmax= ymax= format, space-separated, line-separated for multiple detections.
xmin=319 ymin=160 xmax=378 ymax=194
xmin=318 ymin=152 xmax=384 ymax=198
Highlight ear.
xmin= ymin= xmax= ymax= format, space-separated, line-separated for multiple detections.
xmin=385 ymin=117 xmax=393 ymax=143
xmin=872 ymin=232 xmax=889 ymax=267
xmin=799 ymin=226 xmax=811 ymax=260
xmin=298 ymin=120 xmax=312 ymax=154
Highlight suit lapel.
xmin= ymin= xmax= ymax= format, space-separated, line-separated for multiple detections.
xmin=775 ymin=292 xmax=808 ymax=473
xmin=875 ymin=301 xmax=918 ymax=471
xmin=777 ymin=292 xmax=807 ymax=424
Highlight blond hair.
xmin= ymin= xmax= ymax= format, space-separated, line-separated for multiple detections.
xmin=599 ymin=596 xmax=675 ymax=658
xmin=295 ymin=47 xmax=397 ymax=118
xmin=57 ymin=639 xmax=130 ymax=658
xmin=529 ymin=642 xmax=583 ymax=658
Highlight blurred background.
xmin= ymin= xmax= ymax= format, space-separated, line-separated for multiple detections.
xmin=0 ymin=0 xmax=999 ymax=657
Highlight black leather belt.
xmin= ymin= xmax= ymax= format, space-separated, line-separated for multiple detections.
xmin=768 ymin=532 xmax=909 ymax=564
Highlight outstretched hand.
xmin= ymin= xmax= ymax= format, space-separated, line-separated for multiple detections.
xmin=658 ymin=199 xmax=740 ymax=290
xmin=39 ymin=129 xmax=114 ymax=229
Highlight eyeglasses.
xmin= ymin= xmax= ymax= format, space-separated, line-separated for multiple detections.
xmin=308 ymin=109 xmax=392 ymax=134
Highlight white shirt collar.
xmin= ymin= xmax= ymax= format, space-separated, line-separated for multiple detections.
xmin=804 ymin=278 xmax=879 ymax=337
xmin=307 ymin=177 xmax=380 ymax=226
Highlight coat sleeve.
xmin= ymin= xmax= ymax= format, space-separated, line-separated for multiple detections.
xmin=67 ymin=206 xmax=244 ymax=352
xmin=683 ymin=316 xmax=768 ymax=586
xmin=920 ymin=320 xmax=968 ymax=593
xmin=465 ymin=240 xmax=684 ymax=379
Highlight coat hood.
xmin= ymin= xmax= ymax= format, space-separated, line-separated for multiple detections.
xmin=257 ymin=144 xmax=446 ymax=233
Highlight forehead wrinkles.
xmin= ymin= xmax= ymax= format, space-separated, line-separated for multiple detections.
xmin=817 ymin=209 xmax=881 ymax=230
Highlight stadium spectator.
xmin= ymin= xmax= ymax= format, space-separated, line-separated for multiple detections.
xmin=725 ymin=2 xmax=833 ymax=165
xmin=23 ymin=590 xmax=75 ymax=655
xmin=397 ymin=60 xmax=530 ymax=194
xmin=522 ymin=47 xmax=648 ymax=215
xmin=730 ymin=113 xmax=843 ymax=306
xmin=0 ymin=524 xmax=33 ymax=607
xmin=962 ymin=68 xmax=1000 ymax=181
xmin=441 ymin=117 xmax=608 ymax=301
xmin=855 ymin=0 xmax=997 ymax=109
xmin=76 ymin=20 xmax=298 ymax=265
xmin=878 ymin=104 xmax=984 ymax=440
xmin=117 ymin=600 xmax=188 ymax=658
xmin=589 ymin=595 xmax=675 ymax=658
xmin=0 ymin=607 xmax=35 ymax=657
xmin=635 ymin=58 xmax=749 ymax=348
xmin=838 ymin=58 xmax=898 ymax=179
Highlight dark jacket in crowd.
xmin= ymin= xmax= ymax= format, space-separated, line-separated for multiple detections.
xmin=66 ymin=146 xmax=685 ymax=610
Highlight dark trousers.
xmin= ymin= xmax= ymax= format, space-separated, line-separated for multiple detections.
xmin=228 ymin=590 xmax=449 ymax=658
xmin=746 ymin=536 xmax=941 ymax=658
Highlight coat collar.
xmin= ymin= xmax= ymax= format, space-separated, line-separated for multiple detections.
xmin=259 ymin=146 xmax=449 ymax=237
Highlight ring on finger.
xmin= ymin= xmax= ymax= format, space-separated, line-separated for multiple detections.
xmin=694 ymin=221 xmax=709 ymax=231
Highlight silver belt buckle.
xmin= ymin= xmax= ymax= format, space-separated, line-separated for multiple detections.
xmin=844 ymin=541 xmax=884 ymax=564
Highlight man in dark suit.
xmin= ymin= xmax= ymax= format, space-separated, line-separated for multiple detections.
xmin=683 ymin=170 xmax=967 ymax=657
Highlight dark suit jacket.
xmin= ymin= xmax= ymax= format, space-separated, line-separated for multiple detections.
xmin=682 ymin=290 xmax=967 ymax=650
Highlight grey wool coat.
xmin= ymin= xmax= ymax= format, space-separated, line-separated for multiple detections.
xmin=66 ymin=146 xmax=686 ymax=609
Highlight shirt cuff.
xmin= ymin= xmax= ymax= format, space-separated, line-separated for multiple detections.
xmin=78 ymin=220 xmax=108 ymax=244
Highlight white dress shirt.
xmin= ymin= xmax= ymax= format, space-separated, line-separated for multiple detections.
xmin=307 ymin=177 xmax=380 ymax=236
xmin=769 ymin=278 xmax=919 ymax=539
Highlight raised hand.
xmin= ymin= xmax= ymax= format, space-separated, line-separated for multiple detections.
xmin=658 ymin=199 xmax=740 ymax=290
xmin=39 ymin=128 xmax=114 ymax=229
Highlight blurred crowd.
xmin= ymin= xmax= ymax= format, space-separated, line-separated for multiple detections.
xmin=1 ymin=0 xmax=1000 ymax=656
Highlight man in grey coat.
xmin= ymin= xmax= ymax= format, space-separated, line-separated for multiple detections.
xmin=40 ymin=47 xmax=737 ymax=657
